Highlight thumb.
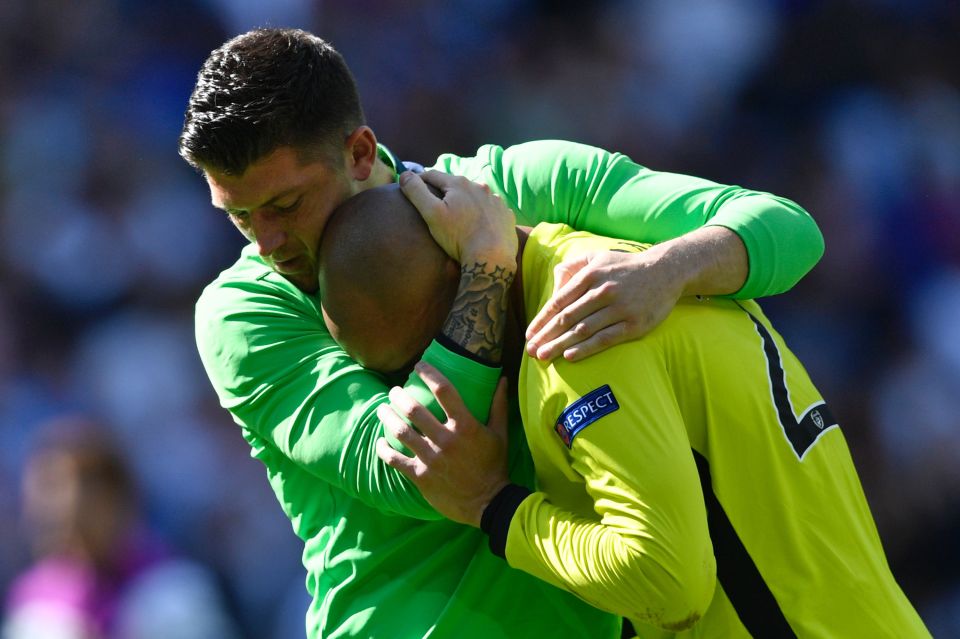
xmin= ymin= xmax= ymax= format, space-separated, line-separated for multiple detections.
xmin=488 ymin=377 xmax=510 ymax=444
xmin=399 ymin=171 xmax=443 ymax=223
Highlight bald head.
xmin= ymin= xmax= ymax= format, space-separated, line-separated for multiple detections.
xmin=319 ymin=183 xmax=459 ymax=373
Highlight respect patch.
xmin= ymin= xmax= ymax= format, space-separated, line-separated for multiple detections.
xmin=554 ymin=385 xmax=619 ymax=448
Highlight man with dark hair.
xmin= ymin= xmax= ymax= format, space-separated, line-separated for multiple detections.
xmin=319 ymin=184 xmax=929 ymax=638
xmin=182 ymin=27 xmax=826 ymax=638
xmin=180 ymin=29 xmax=364 ymax=177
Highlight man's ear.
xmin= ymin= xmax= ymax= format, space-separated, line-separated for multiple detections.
xmin=344 ymin=126 xmax=378 ymax=181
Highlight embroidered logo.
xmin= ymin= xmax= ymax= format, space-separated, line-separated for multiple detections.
xmin=555 ymin=385 xmax=620 ymax=448
xmin=811 ymin=409 xmax=825 ymax=430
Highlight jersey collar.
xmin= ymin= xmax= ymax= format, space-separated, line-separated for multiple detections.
xmin=377 ymin=143 xmax=406 ymax=181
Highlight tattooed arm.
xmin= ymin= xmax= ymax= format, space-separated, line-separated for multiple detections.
xmin=375 ymin=172 xmax=518 ymax=521
xmin=401 ymin=171 xmax=518 ymax=364
xmin=442 ymin=261 xmax=516 ymax=364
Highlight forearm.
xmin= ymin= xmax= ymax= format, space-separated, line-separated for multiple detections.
xmin=652 ymin=225 xmax=749 ymax=298
xmin=481 ymin=485 xmax=715 ymax=630
xmin=440 ymin=251 xmax=517 ymax=365
xmin=713 ymin=192 xmax=824 ymax=298
xmin=399 ymin=170 xmax=518 ymax=367
xmin=470 ymin=140 xmax=821 ymax=298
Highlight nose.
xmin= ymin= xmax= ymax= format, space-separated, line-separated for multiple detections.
xmin=249 ymin=213 xmax=287 ymax=258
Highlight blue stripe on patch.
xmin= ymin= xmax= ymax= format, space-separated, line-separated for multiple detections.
xmin=554 ymin=385 xmax=619 ymax=448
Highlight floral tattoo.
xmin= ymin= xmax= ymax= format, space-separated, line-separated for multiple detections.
xmin=442 ymin=261 xmax=516 ymax=363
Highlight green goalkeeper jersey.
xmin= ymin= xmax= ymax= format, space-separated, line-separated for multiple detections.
xmin=195 ymin=140 xmax=824 ymax=638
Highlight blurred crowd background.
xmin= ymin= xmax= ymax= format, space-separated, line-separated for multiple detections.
xmin=0 ymin=0 xmax=957 ymax=637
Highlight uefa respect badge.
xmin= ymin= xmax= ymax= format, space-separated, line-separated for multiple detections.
xmin=555 ymin=385 xmax=619 ymax=448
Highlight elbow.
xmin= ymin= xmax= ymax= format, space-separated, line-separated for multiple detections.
xmin=657 ymin=557 xmax=716 ymax=632
xmin=780 ymin=210 xmax=825 ymax=293
xmin=718 ymin=192 xmax=826 ymax=298
xmin=622 ymin=544 xmax=716 ymax=632
xmin=783 ymin=197 xmax=826 ymax=281
xmin=797 ymin=203 xmax=825 ymax=271
xmin=658 ymin=600 xmax=710 ymax=633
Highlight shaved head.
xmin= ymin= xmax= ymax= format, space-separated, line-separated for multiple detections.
xmin=319 ymin=183 xmax=459 ymax=373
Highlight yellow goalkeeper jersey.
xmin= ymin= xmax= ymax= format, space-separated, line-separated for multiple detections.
xmin=507 ymin=223 xmax=928 ymax=637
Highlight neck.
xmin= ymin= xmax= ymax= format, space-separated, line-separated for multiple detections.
xmin=367 ymin=157 xmax=397 ymax=189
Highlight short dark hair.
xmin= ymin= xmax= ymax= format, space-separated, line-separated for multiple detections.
xmin=179 ymin=28 xmax=365 ymax=175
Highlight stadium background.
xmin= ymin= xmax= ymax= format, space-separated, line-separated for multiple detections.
xmin=0 ymin=0 xmax=957 ymax=636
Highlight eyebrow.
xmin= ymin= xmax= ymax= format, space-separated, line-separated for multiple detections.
xmin=222 ymin=187 xmax=299 ymax=215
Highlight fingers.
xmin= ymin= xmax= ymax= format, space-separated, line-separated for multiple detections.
xmin=525 ymin=286 xmax=611 ymax=357
xmin=409 ymin=170 xmax=492 ymax=202
xmin=525 ymin=255 xmax=593 ymax=341
xmin=387 ymin=386 xmax=446 ymax=439
xmin=527 ymin=305 xmax=621 ymax=361
xmin=558 ymin=322 xmax=630 ymax=362
xmin=399 ymin=171 xmax=444 ymax=221
xmin=402 ymin=170 xmax=516 ymax=266
xmin=553 ymin=254 xmax=586 ymax=294
xmin=415 ymin=171 xmax=501 ymax=212
xmin=376 ymin=436 xmax=421 ymax=480
xmin=527 ymin=279 xmax=619 ymax=359
xmin=417 ymin=170 xmax=491 ymax=195
xmin=377 ymin=402 xmax=436 ymax=460
xmin=414 ymin=363 xmax=469 ymax=429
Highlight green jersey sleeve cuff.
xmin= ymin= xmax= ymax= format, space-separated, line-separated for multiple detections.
xmin=412 ymin=340 xmax=502 ymax=423
xmin=706 ymin=194 xmax=824 ymax=299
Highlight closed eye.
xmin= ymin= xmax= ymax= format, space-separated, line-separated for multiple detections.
xmin=276 ymin=196 xmax=303 ymax=214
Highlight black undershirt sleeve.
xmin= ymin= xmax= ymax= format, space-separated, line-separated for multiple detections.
xmin=480 ymin=483 xmax=533 ymax=559
xmin=436 ymin=333 xmax=499 ymax=368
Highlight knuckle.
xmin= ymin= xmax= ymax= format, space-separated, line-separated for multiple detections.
xmin=397 ymin=405 xmax=416 ymax=422
xmin=597 ymin=329 xmax=617 ymax=345
xmin=403 ymin=406 xmax=424 ymax=433
xmin=563 ymin=314 xmax=583 ymax=331
xmin=432 ymin=378 xmax=453 ymax=397
xmin=580 ymin=268 xmax=600 ymax=285
xmin=556 ymin=308 xmax=575 ymax=326
xmin=627 ymin=316 xmax=648 ymax=336
xmin=383 ymin=418 xmax=400 ymax=437
xmin=573 ymin=322 xmax=591 ymax=337
xmin=395 ymin=423 xmax=413 ymax=441
xmin=597 ymin=280 xmax=617 ymax=297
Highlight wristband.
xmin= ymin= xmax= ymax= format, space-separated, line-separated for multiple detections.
xmin=436 ymin=333 xmax=499 ymax=368
xmin=480 ymin=483 xmax=532 ymax=559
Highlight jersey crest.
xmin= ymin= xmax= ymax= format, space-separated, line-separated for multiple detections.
xmin=555 ymin=385 xmax=619 ymax=448
xmin=747 ymin=311 xmax=839 ymax=460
